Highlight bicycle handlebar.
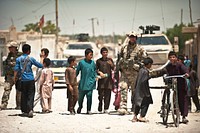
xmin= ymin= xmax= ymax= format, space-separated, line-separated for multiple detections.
xmin=150 ymin=74 xmax=186 ymax=89
xmin=163 ymin=74 xmax=186 ymax=79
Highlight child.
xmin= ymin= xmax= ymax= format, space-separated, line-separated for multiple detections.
xmin=65 ymin=56 xmax=78 ymax=115
xmin=76 ymin=48 xmax=97 ymax=114
xmin=151 ymin=51 xmax=189 ymax=123
xmin=188 ymin=64 xmax=200 ymax=113
xmin=34 ymin=48 xmax=49 ymax=108
xmin=132 ymin=57 xmax=153 ymax=122
xmin=184 ymin=55 xmax=191 ymax=68
xmin=96 ymin=47 xmax=114 ymax=113
xmin=39 ymin=58 xmax=54 ymax=113
xmin=166 ymin=51 xmax=189 ymax=123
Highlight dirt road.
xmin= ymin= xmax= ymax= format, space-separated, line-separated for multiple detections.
xmin=0 ymin=77 xmax=200 ymax=133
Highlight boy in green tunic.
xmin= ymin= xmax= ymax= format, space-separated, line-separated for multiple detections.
xmin=76 ymin=48 xmax=97 ymax=114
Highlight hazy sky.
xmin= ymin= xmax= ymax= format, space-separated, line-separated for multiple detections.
xmin=0 ymin=0 xmax=199 ymax=36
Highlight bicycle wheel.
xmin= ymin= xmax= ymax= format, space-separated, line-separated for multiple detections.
xmin=171 ymin=79 xmax=180 ymax=127
xmin=161 ymin=89 xmax=170 ymax=125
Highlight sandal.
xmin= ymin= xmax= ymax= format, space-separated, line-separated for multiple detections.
xmin=131 ymin=117 xmax=138 ymax=122
xmin=42 ymin=110 xmax=50 ymax=114
xmin=138 ymin=117 xmax=149 ymax=123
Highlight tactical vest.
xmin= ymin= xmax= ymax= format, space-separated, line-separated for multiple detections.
xmin=4 ymin=51 xmax=23 ymax=76
xmin=119 ymin=42 xmax=146 ymax=71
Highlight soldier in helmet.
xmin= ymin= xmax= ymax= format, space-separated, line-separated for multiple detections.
xmin=0 ymin=41 xmax=23 ymax=110
xmin=117 ymin=31 xmax=147 ymax=115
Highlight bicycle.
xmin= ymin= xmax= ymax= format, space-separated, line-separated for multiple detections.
xmin=150 ymin=74 xmax=186 ymax=127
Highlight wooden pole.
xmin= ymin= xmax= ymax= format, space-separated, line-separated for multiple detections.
xmin=89 ymin=18 xmax=97 ymax=37
xmin=181 ymin=9 xmax=183 ymax=24
xmin=40 ymin=28 xmax=43 ymax=49
xmin=189 ymin=0 xmax=193 ymax=25
xmin=55 ymin=0 xmax=58 ymax=58
xmin=197 ymin=24 xmax=200 ymax=82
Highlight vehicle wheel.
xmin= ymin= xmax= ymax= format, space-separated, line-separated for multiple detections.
xmin=171 ymin=90 xmax=180 ymax=127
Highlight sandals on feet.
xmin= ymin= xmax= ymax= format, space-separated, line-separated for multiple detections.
xmin=131 ymin=117 xmax=138 ymax=122
xmin=138 ymin=117 xmax=149 ymax=123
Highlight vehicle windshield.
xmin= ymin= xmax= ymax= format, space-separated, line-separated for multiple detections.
xmin=50 ymin=60 xmax=68 ymax=68
xmin=136 ymin=36 xmax=169 ymax=45
xmin=66 ymin=44 xmax=93 ymax=49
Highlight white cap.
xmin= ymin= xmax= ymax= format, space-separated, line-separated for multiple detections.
xmin=7 ymin=41 xmax=19 ymax=48
xmin=126 ymin=31 xmax=138 ymax=37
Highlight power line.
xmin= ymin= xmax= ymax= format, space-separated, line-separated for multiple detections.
xmin=32 ymin=0 xmax=52 ymax=13
xmin=16 ymin=0 xmax=52 ymax=21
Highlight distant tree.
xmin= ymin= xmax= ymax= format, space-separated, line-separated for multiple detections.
xmin=42 ymin=20 xmax=60 ymax=34
xmin=165 ymin=23 xmax=193 ymax=53
xmin=22 ymin=23 xmax=39 ymax=32
xmin=22 ymin=20 xmax=60 ymax=34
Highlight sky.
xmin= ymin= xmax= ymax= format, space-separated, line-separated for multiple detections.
xmin=0 ymin=0 xmax=200 ymax=36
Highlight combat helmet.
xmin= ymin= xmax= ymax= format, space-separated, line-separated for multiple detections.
xmin=126 ymin=31 xmax=138 ymax=39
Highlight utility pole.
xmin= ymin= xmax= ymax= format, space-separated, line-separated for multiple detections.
xmin=181 ymin=9 xmax=183 ymax=24
xmin=197 ymin=24 xmax=200 ymax=82
xmin=89 ymin=17 xmax=98 ymax=37
xmin=55 ymin=0 xmax=59 ymax=58
xmin=189 ymin=0 xmax=193 ymax=25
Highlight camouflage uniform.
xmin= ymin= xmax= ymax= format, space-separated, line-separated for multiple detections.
xmin=0 ymin=48 xmax=22 ymax=109
xmin=117 ymin=38 xmax=147 ymax=115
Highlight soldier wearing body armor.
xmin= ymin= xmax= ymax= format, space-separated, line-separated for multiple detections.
xmin=0 ymin=41 xmax=22 ymax=110
xmin=117 ymin=31 xmax=147 ymax=115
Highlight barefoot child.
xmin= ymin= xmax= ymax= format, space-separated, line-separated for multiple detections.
xmin=39 ymin=58 xmax=54 ymax=113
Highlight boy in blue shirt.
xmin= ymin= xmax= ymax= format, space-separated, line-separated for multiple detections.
xmin=14 ymin=44 xmax=43 ymax=118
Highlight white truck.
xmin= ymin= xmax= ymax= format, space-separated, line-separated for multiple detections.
xmin=131 ymin=25 xmax=178 ymax=65
xmin=136 ymin=33 xmax=173 ymax=65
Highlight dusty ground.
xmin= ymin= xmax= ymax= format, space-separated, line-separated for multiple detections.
xmin=0 ymin=77 xmax=200 ymax=133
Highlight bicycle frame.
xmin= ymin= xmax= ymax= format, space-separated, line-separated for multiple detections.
xmin=159 ymin=74 xmax=186 ymax=127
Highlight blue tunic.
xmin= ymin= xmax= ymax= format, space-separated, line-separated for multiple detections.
xmin=76 ymin=59 xmax=97 ymax=91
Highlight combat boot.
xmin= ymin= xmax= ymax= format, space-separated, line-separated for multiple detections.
xmin=118 ymin=108 xmax=128 ymax=115
xmin=0 ymin=104 xmax=7 ymax=110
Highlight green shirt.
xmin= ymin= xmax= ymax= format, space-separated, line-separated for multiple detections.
xmin=76 ymin=59 xmax=97 ymax=91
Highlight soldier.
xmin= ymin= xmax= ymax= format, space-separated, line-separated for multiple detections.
xmin=117 ymin=31 xmax=147 ymax=115
xmin=0 ymin=41 xmax=22 ymax=110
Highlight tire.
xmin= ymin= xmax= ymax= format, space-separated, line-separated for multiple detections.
xmin=161 ymin=90 xmax=170 ymax=125
xmin=171 ymin=79 xmax=180 ymax=127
